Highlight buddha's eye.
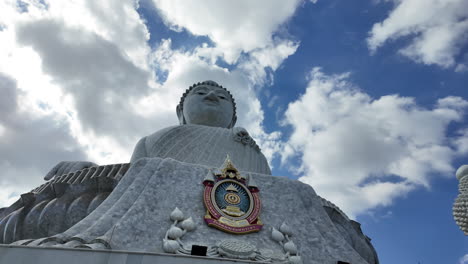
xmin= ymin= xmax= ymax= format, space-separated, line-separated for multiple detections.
xmin=197 ymin=91 xmax=206 ymax=95
xmin=218 ymin=95 xmax=226 ymax=100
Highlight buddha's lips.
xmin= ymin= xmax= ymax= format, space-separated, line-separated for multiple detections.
xmin=203 ymin=99 xmax=219 ymax=105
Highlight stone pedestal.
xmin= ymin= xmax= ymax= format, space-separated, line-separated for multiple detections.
xmin=4 ymin=158 xmax=378 ymax=264
xmin=0 ymin=244 xmax=263 ymax=264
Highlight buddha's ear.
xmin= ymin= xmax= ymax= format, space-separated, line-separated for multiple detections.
xmin=176 ymin=105 xmax=186 ymax=125
xmin=228 ymin=115 xmax=237 ymax=129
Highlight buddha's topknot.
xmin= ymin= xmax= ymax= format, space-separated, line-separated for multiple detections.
xmin=176 ymin=80 xmax=237 ymax=128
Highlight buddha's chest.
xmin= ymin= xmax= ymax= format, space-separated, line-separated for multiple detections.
xmin=145 ymin=125 xmax=270 ymax=174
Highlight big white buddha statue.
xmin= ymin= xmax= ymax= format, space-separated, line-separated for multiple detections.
xmin=129 ymin=80 xmax=271 ymax=174
xmin=0 ymin=80 xmax=379 ymax=264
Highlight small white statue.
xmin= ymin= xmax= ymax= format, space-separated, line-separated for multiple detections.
xmin=454 ymin=165 xmax=468 ymax=235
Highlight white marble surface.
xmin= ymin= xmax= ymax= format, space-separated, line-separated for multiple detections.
xmin=21 ymin=157 xmax=377 ymax=264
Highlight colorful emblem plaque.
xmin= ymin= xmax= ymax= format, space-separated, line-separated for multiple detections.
xmin=203 ymin=156 xmax=263 ymax=234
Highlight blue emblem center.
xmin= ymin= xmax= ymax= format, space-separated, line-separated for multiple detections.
xmin=214 ymin=181 xmax=250 ymax=218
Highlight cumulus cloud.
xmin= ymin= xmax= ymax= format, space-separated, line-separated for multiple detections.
xmin=461 ymin=254 xmax=468 ymax=264
xmin=16 ymin=19 xmax=152 ymax=141
xmin=0 ymin=73 xmax=88 ymax=206
xmin=0 ymin=0 xmax=176 ymax=207
xmin=367 ymin=0 xmax=468 ymax=69
xmin=455 ymin=64 xmax=468 ymax=73
xmin=151 ymin=0 xmax=302 ymax=63
xmin=238 ymin=39 xmax=299 ymax=86
xmin=455 ymin=129 xmax=468 ymax=154
xmin=0 ymin=0 xmax=157 ymax=166
xmin=282 ymin=68 xmax=467 ymax=217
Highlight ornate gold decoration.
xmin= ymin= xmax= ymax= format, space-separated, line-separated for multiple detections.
xmin=220 ymin=155 xmax=242 ymax=180
xmin=225 ymin=193 xmax=241 ymax=204
xmin=202 ymin=155 xmax=263 ymax=234
xmin=226 ymin=184 xmax=238 ymax=192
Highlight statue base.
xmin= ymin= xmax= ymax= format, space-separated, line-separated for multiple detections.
xmin=3 ymin=158 xmax=378 ymax=264
xmin=0 ymin=244 xmax=264 ymax=264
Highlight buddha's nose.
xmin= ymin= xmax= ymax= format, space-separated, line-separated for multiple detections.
xmin=205 ymin=91 xmax=219 ymax=101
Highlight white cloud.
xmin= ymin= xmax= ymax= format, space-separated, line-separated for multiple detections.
xmin=238 ymin=39 xmax=299 ymax=86
xmin=455 ymin=64 xmax=468 ymax=73
xmin=0 ymin=0 xmax=156 ymax=166
xmin=282 ymin=68 xmax=467 ymax=217
xmin=150 ymin=0 xmax=302 ymax=63
xmin=13 ymin=18 xmax=169 ymax=157
xmin=0 ymin=0 xmax=162 ymax=207
xmin=367 ymin=0 xmax=468 ymax=69
xmin=460 ymin=254 xmax=468 ymax=264
xmin=0 ymin=73 xmax=88 ymax=206
xmin=455 ymin=129 xmax=468 ymax=154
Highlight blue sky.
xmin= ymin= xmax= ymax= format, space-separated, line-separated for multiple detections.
xmin=0 ymin=0 xmax=467 ymax=263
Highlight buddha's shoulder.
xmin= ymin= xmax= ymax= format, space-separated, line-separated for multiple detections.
xmin=143 ymin=125 xmax=260 ymax=150
xmin=145 ymin=125 xmax=245 ymax=138
xmin=143 ymin=125 xmax=180 ymax=148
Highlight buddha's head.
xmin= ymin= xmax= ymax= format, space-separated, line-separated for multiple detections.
xmin=177 ymin=80 xmax=237 ymax=128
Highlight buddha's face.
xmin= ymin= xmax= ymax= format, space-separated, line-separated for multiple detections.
xmin=182 ymin=84 xmax=234 ymax=128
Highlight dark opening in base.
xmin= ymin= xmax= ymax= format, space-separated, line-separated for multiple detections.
xmin=191 ymin=245 xmax=208 ymax=256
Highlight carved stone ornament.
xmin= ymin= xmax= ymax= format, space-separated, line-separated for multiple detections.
xmin=232 ymin=127 xmax=261 ymax=152
xmin=217 ymin=239 xmax=257 ymax=259
xmin=162 ymin=207 xmax=198 ymax=254
xmin=270 ymin=222 xmax=303 ymax=264
xmin=203 ymin=155 xmax=263 ymax=234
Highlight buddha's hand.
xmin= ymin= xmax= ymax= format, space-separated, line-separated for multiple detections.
xmin=44 ymin=161 xmax=98 ymax=181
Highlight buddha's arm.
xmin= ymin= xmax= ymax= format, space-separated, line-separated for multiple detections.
xmin=130 ymin=136 xmax=148 ymax=163
xmin=45 ymin=135 xmax=151 ymax=180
